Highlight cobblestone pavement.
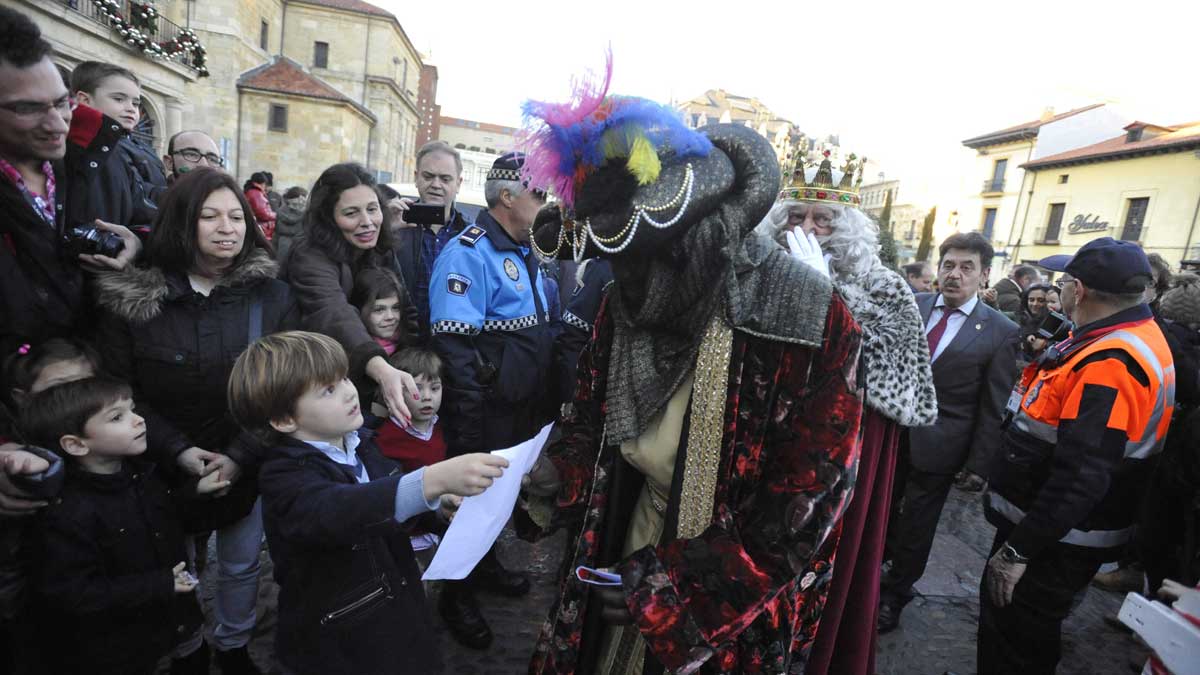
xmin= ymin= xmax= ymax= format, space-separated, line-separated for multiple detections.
xmin=185 ymin=489 xmax=1149 ymax=674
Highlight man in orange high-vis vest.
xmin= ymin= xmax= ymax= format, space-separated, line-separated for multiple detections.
xmin=979 ymin=237 xmax=1175 ymax=675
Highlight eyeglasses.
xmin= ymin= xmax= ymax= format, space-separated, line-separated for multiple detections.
xmin=171 ymin=147 xmax=225 ymax=167
xmin=0 ymin=94 xmax=76 ymax=121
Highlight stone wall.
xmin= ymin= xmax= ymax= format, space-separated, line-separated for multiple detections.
xmin=237 ymin=90 xmax=372 ymax=191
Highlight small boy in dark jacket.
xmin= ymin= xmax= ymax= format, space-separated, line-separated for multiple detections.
xmin=67 ymin=61 xmax=167 ymax=233
xmin=21 ymin=376 xmax=227 ymax=675
xmin=227 ymin=331 xmax=509 ymax=675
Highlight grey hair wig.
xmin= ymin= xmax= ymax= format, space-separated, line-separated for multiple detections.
xmin=484 ymin=179 xmax=525 ymax=208
xmin=755 ymin=200 xmax=883 ymax=284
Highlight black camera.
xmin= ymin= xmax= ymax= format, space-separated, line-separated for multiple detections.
xmin=64 ymin=224 xmax=125 ymax=258
xmin=1036 ymin=310 xmax=1072 ymax=341
xmin=405 ymin=203 xmax=445 ymax=226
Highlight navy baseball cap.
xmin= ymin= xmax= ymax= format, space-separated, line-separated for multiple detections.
xmin=1039 ymin=237 xmax=1152 ymax=294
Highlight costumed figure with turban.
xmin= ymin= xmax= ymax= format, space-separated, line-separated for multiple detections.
xmin=517 ymin=56 xmax=866 ymax=675
xmin=756 ymin=155 xmax=938 ymax=675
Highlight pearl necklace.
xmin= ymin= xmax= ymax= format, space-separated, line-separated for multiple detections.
xmin=528 ymin=163 xmax=696 ymax=259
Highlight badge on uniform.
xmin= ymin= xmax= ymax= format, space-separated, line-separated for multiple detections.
xmin=503 ymin=258 xmax=520 ymax=281
xmin=447 ymin=273 xmax=472 ymax=296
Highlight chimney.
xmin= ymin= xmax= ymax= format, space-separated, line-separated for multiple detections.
xmin=1039 ymin=107 xmax=1056 ymax=122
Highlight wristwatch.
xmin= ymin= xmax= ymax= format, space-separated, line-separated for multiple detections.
xmin=999 ymin=543 xmax=1030 ymax=564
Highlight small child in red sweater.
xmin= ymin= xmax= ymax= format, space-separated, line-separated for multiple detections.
xmin=372 ymin=347 xmax=448 ymax=563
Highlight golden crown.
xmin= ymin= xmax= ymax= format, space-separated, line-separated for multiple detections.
xmin=777 ymin=150 xmax=866 ymax=207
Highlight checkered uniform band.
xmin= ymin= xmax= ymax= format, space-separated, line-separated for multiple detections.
xmin=483 ymin=315 xmax=539 ymax=332
xmin=432 ymin=320 xmax=480 ymax=336
xmin=562 ymin=311 xmax=591 ymax=333
xmin=487 ymin=168 xmax=522 ymax=182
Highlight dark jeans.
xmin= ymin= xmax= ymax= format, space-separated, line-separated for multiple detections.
xmin=881 ymin=463 xmax=957 ymax=604
xmin=977 ymin=531 xmax=1103 ymax=675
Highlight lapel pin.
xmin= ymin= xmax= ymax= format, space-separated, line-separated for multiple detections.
xmin=976 ymin=323 xmax=982 ymax=330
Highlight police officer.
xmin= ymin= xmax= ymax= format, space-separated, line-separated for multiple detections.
xmin=428 ymin=152 xmax=554 ymax=649
xmin=979 ymin=238 xmax=1175 ymax=674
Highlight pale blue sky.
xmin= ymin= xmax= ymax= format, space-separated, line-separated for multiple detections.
xmin=384 ymin=0 xmax=1200 ymax=206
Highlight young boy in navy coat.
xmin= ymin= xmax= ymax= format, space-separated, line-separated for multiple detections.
xmin=227 ymin=331 xmax=508 ymax=674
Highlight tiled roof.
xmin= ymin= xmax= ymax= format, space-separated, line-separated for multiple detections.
xmin=962 ymin=104 xmax=1106 ymax=148
xmin=238 ymin=58 xmax=375 ymax=120
xmin=1022 ymin=121 xmax=1200 ymax=169
xmin=239 ymin=58 xmax=349 ymax=101
xmin=295 ymin=0 xmax=394 ymax=18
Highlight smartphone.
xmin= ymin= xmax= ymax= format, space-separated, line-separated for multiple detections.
xmin=575 ymin=565 xmax=622 ymax=586
xmin=405 ymin=203 xmax=444 ymax=226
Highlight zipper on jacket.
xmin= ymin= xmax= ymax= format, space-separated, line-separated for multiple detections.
xmin=320 ymin=579 xmax=393 ymax=626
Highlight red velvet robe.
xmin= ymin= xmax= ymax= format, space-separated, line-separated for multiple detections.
xmin=519 ymin=295 xmax=864 ymax=674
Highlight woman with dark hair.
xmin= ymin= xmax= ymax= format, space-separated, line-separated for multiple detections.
xmin=280 ymin=162 xmax=420 ymax=420
xmin=95 ymin=167 xmax=296 ymax=674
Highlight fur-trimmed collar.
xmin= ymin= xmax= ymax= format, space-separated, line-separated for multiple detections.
xmin=836 ymin=266 xmax=938 ymax=426
xmin=96 ymin=249 xmax=278 ymax=323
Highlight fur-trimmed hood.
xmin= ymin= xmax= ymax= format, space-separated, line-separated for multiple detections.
xmin=836 ymin=266 xmax=938 ymax=426
xmin=96 ymin=248 xmax=279 ymax=324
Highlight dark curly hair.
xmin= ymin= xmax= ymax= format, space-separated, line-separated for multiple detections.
xmin=0 ymin=7 xmax=53 ymax=69
xmin=302 ymin=162 xmax=394 ymax=264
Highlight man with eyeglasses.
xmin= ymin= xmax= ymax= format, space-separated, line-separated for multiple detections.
xmin=0 ymin=6 xmax=141 ymax=358
xmin=162 ymin=129 xmax=225 ymax=181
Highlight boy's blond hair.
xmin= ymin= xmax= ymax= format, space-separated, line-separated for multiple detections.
xmin=228 ymin=331 xmax=348 ymax=437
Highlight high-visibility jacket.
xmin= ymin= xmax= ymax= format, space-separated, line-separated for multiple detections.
xmin=985 ymin=304 xmax=1175 ymax=560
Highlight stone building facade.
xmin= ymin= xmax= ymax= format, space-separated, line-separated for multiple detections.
xmin=9 ymin=0 xmax=432 ymax=190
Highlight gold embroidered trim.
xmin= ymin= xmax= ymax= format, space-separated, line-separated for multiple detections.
xmin=677 ymin=310 xmax=734 ymax=539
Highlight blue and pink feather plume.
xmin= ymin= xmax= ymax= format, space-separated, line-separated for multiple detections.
xmin=519 ymin=51 xmax=712 ymax=209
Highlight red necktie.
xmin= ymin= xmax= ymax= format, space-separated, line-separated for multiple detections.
xmin=926 ymin=307 xmax=958 ymax=357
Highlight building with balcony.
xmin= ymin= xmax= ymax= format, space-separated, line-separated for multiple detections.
xmin=958 ymin=103 xmax=1129 ymax=270
xmin=13 ymin=0 xmax=434 ymax=190
xmin=15 ymin=0 xmax=206 ymax=155
xmin=1009 ymin=120 xmax=1200 ymax=269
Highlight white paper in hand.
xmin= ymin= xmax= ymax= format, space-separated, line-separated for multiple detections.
xmin=421 ymin=422 xmax=554 ymax=580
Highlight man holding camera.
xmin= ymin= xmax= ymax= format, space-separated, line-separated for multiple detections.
xmin=393 ymin=140 xmax=471 ymax=338
xmin=0 ymin=8 xmax=139 ymax=362
xmin=427 ymin=152 xmax=554 ymax=650
xmin=979 ymin=238 xmax=1174 ymax=674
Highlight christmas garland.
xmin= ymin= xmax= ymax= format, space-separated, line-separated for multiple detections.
xmin=89 ymin=0 xmax=209 ymax=77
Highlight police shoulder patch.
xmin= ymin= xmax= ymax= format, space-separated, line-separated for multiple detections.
xmin=459 ymin=226 xmax=487 ymax=247
xmin=447 ymin=273 xmax=472 ymax=296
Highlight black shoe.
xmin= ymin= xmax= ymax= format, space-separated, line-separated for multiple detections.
xmin=171 ymin=643 xmax=210 ymax=675
xmin=471 ymin=550 xmax=531 ymax=597
xmin=877 ymin=600 xmax=903 ymax=634
xmin=439 ymin=582 xmax=494 ymax=649
xmin=214 ymin=645 xmax=262 ymax=675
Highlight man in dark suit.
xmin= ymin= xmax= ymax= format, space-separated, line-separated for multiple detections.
xmin=878 ymin=231 xmax=1020 ymax=633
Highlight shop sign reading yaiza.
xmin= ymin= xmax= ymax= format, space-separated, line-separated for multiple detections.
xmin=1067 ymin=214 xmax=1109 ymax=235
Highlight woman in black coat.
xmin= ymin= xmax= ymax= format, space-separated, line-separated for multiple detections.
xmin=279 ymin=162 xmax=419 ymax=419
xmin=95 ymin=168 xmax=296 ymax=673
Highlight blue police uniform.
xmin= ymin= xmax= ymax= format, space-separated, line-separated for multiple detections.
xmin=429 ymin=210 xmax=559 ymax=454
xmin=553 ymin=259 xmax=614 ymax=403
